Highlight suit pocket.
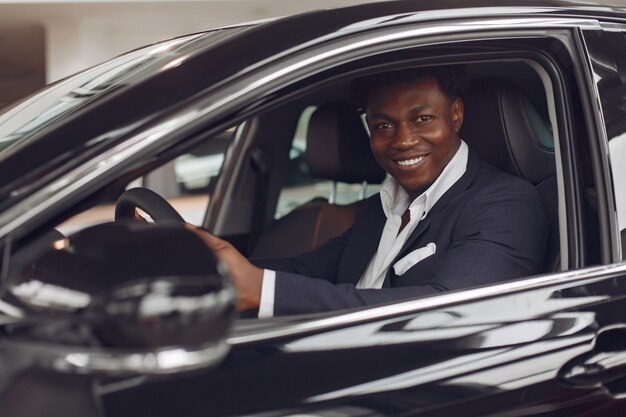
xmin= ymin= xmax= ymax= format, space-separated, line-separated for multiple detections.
xmin=393 ymin=243 xmax=436 ymax=276
xmin=391 ymin=253 xmax=438 ymax=287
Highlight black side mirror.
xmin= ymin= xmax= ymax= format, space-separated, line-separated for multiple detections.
xmin=3 ymin=222 xmax=235 ymax=375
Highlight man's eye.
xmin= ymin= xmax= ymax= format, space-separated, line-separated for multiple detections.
xmin=416 ymin=115 xmax=432 ymax=123
xmin=376 ymin=122 xmax=393 ymax=130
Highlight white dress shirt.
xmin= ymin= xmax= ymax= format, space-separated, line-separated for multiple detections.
xmin=259 ymin=141 xmax=469 ymax=317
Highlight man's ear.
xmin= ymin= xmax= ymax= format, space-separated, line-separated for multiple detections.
xmin=452 ymin=97 xmax=464 ymax=133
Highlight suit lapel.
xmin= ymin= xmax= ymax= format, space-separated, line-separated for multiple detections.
xmin=336 ymin=198 xmax=385 ymax=284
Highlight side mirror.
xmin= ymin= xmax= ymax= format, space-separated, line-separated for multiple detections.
xmin=3 ymin=222 xmax=235 ymax=376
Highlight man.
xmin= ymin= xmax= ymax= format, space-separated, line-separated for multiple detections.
xmin=193 ymin=67 xmax=548 ymax=316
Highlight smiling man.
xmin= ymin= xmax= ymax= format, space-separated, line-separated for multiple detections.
xmin=364 ymin=71 xmax=465 ymax=235
xmin=194 ymin=66 xmax=548 ymax=316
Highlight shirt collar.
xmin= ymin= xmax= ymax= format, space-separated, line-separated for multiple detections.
xmin=379 ymin=140 xmax=469 ymax=219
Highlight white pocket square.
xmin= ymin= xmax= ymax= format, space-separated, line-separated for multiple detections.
xmin=393 ymin=243 xmax=437 ymax=276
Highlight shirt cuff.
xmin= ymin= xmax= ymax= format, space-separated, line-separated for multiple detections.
xmin=258 ymin=269 xmax=276 ymax=318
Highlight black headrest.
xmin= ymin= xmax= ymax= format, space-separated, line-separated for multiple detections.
xmin=460 ymin=78 xmax=555 ymax=185
xmin=305 ymin=101 xmax=386 ymax=184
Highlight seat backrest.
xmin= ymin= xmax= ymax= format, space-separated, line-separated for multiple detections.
xmin=460 ymin=77 xmax=559 ymax=271
xmin=304 ymin=101 xmax=385 ymax=185
xmin=251 ymin=101 xmax=385 ymax=258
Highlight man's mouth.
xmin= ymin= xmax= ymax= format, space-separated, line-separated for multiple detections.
xmin=395 ymin=155 xmax=426 ymax=167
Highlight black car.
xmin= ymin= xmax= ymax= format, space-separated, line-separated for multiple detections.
xmin=1 ymin=1 xmax=626 ymax=416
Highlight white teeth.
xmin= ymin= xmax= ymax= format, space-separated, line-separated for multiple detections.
xmin=397 ymin=156 xmax=425 ymax=166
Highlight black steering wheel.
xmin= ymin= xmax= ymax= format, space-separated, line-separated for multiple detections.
xmin=115 ymin=187 xmax=185 ymax=224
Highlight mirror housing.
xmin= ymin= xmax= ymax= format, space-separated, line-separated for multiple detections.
xmin=4 ymin=222 xmax=235 ymax=375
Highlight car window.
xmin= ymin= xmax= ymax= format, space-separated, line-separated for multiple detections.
xmin=0 ymin=33 xmax=205 ymax=155
xmin=0 ymin=27 xmax=251 ymax=203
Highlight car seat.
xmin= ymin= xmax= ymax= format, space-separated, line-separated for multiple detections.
xmin=250 ymin=101 xmax=385 ymax=258
xmin=460 ymin=77 xmax=560 ymax=271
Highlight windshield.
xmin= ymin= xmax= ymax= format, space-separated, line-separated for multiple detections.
xmin=0 ymin=25 xmax=250 ymax=205
xmin=0 ymin=33 xmax=206 ymax=156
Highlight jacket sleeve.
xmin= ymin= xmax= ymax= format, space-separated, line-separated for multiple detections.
xmin=268 ymin=177 xmax=548 ymax=316
xmin=251 ymin=228 xmax=352 ymax=283
xmin=271 ymin=272 xmax=442 ymax=315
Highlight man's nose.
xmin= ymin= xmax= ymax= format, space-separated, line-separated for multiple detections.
xmin=393 ymin=123 xmax=419 ymax=149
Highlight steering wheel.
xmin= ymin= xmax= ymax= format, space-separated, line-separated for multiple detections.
xmin=115 ymin=187 xmax=185 ymax=224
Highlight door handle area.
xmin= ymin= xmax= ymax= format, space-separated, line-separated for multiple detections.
xmin=559 ymin=326 xmax=626 ymax=397
xmin=560 ymin=350 xmax=626 ymax=387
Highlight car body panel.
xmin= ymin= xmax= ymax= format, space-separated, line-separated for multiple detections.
xmin=101 ymin=263 xmax=626 ymax=416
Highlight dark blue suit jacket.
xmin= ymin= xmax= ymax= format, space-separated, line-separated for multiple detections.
xmin=254 ymin=151 xmax=548 ymax=315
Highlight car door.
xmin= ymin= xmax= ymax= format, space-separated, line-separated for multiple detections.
xmin=99 ymin=15 xmax=626 ymax=417
xmin=99 ymin=270 xmax=626 ymax=417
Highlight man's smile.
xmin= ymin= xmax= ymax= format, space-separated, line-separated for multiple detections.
xmin=395 ymin=155 xmax=427 ymax=167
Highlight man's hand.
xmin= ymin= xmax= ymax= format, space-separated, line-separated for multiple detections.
xmin=187 ymin=225 xmax=263 ymax=312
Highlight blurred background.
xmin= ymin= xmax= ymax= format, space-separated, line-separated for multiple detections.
xmin=0 ymin=0 xmax=382 ymax=109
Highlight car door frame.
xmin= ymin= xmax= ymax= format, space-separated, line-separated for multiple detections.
xmin=577 ymin=24 xmax=626 ymax=263
xmin=98 ymin=13 xmax=626 ymax=417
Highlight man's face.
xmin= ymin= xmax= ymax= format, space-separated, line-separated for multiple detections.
xmin=366 ymin=76 xmax=463 ymax=196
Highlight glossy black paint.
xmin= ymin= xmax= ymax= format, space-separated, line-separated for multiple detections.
xmin=3 ymin=223 xmax=234 ymax=370
xmin=101 ymin=267 xmax=626 ymax=416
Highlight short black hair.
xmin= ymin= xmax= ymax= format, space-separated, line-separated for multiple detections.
xmin=349 ymin=65 xmax=468 ymax=112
